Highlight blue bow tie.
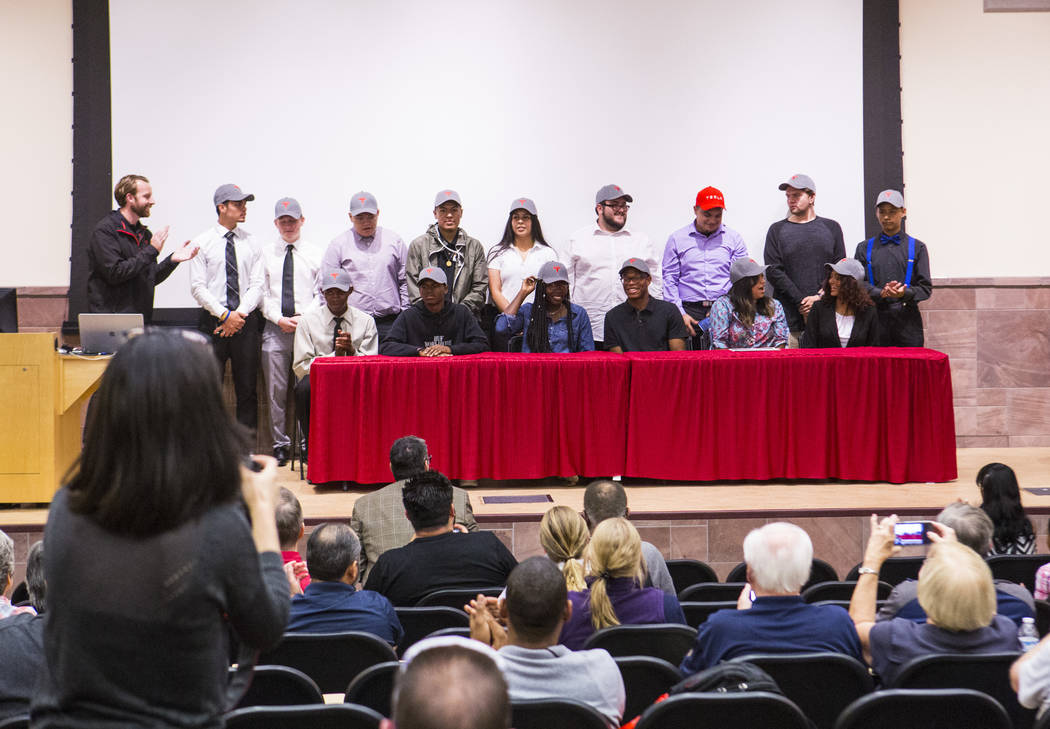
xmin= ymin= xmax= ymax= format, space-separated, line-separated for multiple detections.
xmin=879 ymin=233 xmax=901 ymax=245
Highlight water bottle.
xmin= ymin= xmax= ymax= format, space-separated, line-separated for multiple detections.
xmin=1018 ymin=616 xmax=1039 ymax=652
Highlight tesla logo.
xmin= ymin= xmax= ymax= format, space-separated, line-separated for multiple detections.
xmin=359 ymin=197 xmax=366 ymax=202
xmin=554 ymin=266 xmax=561 ymax=272
xmin=282 ymin=201 xmax=289 ymax=207
xmin=330 ymin=272 xmax=338 ymax=279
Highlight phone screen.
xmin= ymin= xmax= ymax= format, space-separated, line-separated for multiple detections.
xmin=893 ymin=521 xmax=929 ymax=546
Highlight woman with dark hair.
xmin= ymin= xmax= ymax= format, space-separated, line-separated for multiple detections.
xmin=709 ymin=257 xmax=788 ymax=349
xmin=978 ymin=462 xmax=1035 ymax=555
xmin=487 ymin=197 xmax=558 ymax=313
xmin=495 ymin=260 xmax=594 ymax=353
xmin=801 ymin=258 xmax=880 ymax=347
xmin=33 ymin=329 xmax=289 ymax=728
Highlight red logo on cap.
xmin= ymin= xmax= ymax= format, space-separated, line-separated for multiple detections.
xmin=282 ymin=201 xmax=289 ymax=207
xmin=330 ymin=272 xmax=338 ymax=279
xmin=358 ymin=197 xmax=366 ymax=202
xmin=233 ymin=185 xmax=241 ymax=190
xmin=445 ymin=191 xmax=452 ymax=196
xmin=630 ymin=258 xmax=637 ymax=263
xmin=554 ymin=266 xmax=561 ymax=272
xmin=614 ymin=186 xmax=621 ymax=191
xmin=519 ymin=198 xmax=526 ymax=204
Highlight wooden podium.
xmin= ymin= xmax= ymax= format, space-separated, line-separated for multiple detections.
xmin=0 ymin=333 xmax=108 ymax=504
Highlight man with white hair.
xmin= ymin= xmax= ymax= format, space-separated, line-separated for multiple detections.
xmin=679 ymin=522 xmax=862 ymax=674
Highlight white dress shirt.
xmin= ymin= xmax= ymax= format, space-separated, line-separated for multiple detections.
xmin=488 ymin=243 xmax=559 ymax=309
xmin=292 ymin=302 xmax=378 ymax=380
xmin=189 ymin=224 xmax=265 ymax=317
xmin=562 ymin=224 xmax=662 ymax=341
xmin=261 ymin=237 xmax=324 ymax=325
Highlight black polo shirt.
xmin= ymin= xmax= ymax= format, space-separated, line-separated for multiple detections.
xmin=603 ymin=297 xmax=689 ymax=351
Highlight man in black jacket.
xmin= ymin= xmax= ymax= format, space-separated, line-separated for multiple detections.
xmin=380 ymin=266 xmax=488 ymax=356
xmin=86 ymin=174 xmax=198 ymax=323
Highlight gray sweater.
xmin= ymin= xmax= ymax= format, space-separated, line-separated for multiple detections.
xmin=763 ymin=216 xmax=846 ymax=332
xmin=499 ymin=644 xmax=625 ymax=728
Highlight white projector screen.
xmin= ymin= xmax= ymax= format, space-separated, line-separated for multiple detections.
xmin=111 ymin=0 xmax=866 ymax=309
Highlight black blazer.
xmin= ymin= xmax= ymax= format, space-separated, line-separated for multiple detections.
xmin=801 ymin=299 xmax=880 ymax=348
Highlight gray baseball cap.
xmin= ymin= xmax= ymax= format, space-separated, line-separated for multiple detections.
xmin=274 ymin=197 xmax=302 ymax=220
xmin=350 ymin=191 xmax=379 ymax=216
xmin=509 ymin=197 xmax=538 ymax=216
xmin=321 ymin=268 xmax=353 ymax=292
xmin=537 ymin=260 xmax=569 ymax=284
xmin=213 ymin=183 xmax=255 ymax=206
xmin=618 ymin=257 xmax=651 ymax=277
xmin=778 ymin=174 xmax=816 ymax=193
xmin=418 ymin=266 xmax=448 ymax=285
xmin=729 ymin=257 xmax=768 ymax=284
xmin=434 ymin=189 xmax=463 ymax=208
xmin=827 ymin=258 xmax=866 ymax=282
xmin=875 ymin=189 xmax=905 ymax=208
xmin=595 ymin=184 xmax=633 ymax=204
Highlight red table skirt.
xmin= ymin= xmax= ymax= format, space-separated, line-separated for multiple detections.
xmin=309 ymin=352 xmax=631 ymax=483
xmin=309 ymin=348 xmax=956 ymax=484
xmin=623 ymin=348 xmax=957 ymax=483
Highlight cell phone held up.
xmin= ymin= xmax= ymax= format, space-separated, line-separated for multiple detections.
xmin=893 ymin=521 xmax=933 ymax=546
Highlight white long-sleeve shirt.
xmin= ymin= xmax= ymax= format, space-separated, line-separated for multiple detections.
xmin=260 ymin=237 xmax=324 ymax=325
xmin=562 ymin=224 xmax=662 ymax=341
xmin=292 ymin=303 xmax=378 ymax=380
xmin=189 ymin=224 xmax=264 ymax=317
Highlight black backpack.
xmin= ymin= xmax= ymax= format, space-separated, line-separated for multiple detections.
xmin=671 ymin=660 xmax=781 ymax=695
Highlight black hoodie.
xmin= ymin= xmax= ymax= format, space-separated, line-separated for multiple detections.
xmin=380 ymin=300 xmax=488 ymax=356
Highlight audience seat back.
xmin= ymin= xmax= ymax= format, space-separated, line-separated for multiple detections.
xmin=833 ymin=688 xmax=1011 ymax=729
xmin=635 ymin=691 xmax=810 ymax=729
xmin=227 ymin=665 xmax=323 ymax=709
xmin=614 ymin=656 xmax=683 ymax=722
xmin=258 ymin=631 xmax=398 ymax=694
xmin=731 ymin=652 xmax=873 ymax=729
xmin=511 ymin=698 xmax=608 ymax=729
xmin=890 ymin=652 xmax=1032 ymax=729
xmin=583 ymin=624 xmax=697 ymax=666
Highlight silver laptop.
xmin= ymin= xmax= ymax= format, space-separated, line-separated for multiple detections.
xmin=78 ymin=313 xmax=143 ymax=354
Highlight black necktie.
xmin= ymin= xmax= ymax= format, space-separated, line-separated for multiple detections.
xmin=281 ymin=245 xmax=295 ymax=317
xmin=224 ymin=231 xmax=240 ymax=310
xmin=333 ymin=316 xmax=345 ymax=354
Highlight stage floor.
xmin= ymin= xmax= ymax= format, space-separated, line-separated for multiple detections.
xmin=3 ymin=447 xmax=1050 ymax=527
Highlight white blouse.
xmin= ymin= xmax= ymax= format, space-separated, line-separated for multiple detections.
xmin=488 ymin=243 xmax=559 ymax=310
xmin=835 ymin=311 xmax=855 ymax=348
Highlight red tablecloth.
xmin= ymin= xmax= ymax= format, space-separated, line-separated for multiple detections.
xmin=309 ymin=348 xmax=957 ymax=484
xmin=308 ymin=352 xmax=631 ymax=483
xmin=623 ymin=348 xmax=957 ymax=483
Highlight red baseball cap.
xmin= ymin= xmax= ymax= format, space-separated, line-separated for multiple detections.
xmin=695 ymin=186 xmax=726 ymax=211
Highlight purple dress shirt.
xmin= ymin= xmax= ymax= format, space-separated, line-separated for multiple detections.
xmin=322 ymin=226 xmax=408 ymax=317
xmin=661 ymin=222 xmax=748 ymax=313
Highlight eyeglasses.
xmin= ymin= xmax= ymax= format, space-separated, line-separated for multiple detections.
xmin=602 ymin=202 xmax=630 ymax=212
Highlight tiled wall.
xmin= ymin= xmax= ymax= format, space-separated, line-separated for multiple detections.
xmin=15 ymin=280 xmax=1050 ymax=449
xmin=922 ymin=278 xmax=1050 ymax=447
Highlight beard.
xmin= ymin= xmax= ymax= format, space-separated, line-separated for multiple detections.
xmin=131 ymin=200 xmax=151 ymax=218
xmin=600 ymin=208 xmax=625 ymax=231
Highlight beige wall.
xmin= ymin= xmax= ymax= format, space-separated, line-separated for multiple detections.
xmin=0 ymin=0 xmax=72 ymax=287
xmin=900 ymin=0 xmax=1050 ymax=278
